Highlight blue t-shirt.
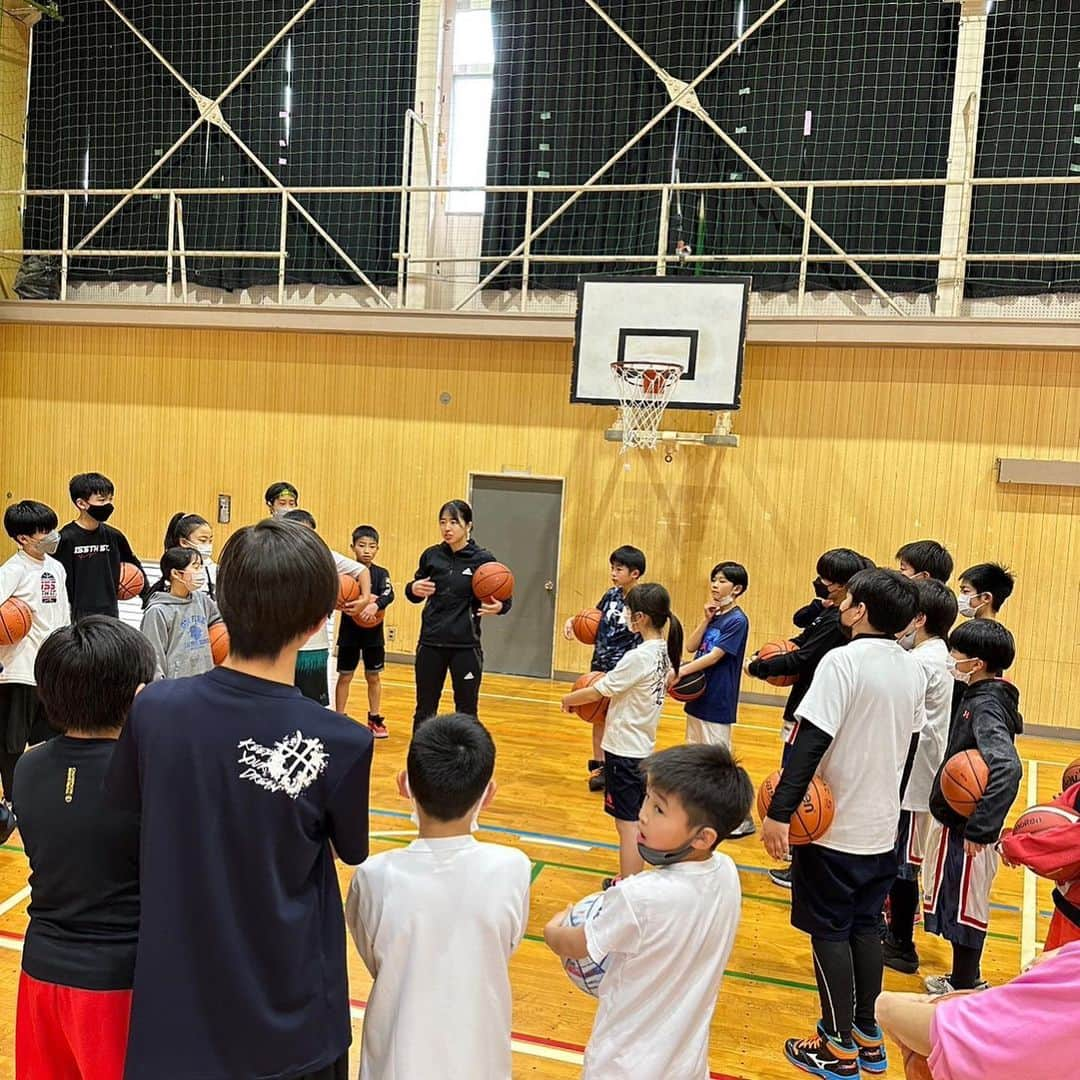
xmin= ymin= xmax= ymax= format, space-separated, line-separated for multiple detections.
xmin=684 ymin=607 xmax=750 ymax=725
xmin=106 ymin=667 xmax=374 ymax=1079
xmin=590 ymin=587 xmax=642 ymax=673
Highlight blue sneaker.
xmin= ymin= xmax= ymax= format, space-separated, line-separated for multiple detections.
xmin=853 ymin=1023 xmax=888 ymax=1074
xmin=784 ymin=1023 xmax=860 ymax=1079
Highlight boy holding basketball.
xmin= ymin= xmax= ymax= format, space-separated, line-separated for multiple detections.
xmin=922 ymin=619 xmax=1022 ymax=995
xmin=56 ymin=473 xmax=141 ymax=621
xmin=896 ymin=540 xmax=953 ymax=583
xmin=761 ymin=568 xmax=925 ymax=1080
xmin=346 ymin=714 xmax=530 ymax=1079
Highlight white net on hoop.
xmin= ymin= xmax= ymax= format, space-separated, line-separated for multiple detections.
xmin=611 ymin=360 xmax=684 ymax=451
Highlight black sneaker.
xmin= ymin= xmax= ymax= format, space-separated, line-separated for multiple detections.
xmin=882 ymin=933 xmax=919 ymax=975
xmin=769 ymin=866 xmax=793 ymax=889
xmin=783 ymin=1024 xmax=859 ymax=1079
xmin=852 ymin=1023 xmax=888 ymax=1074
xmin=601 ymin=876 xmax=621 ymax=890
xmin=588 ymin=768 xmax=605 ymax=793
xmin=0 ymin=800 xmax=15 ymax=845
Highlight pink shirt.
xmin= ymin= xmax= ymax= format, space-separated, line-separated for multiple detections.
xmin=929 ymin=941 xmax=1080 ymax=1079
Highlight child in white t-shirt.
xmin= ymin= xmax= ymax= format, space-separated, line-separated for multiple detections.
xmin=562 ymin=583 xmax=683 ymax=882
xmin=345 ymin=714 xmax=530 ymax=1080
xmin=544 ymin=743 xmax=752 ymax=1080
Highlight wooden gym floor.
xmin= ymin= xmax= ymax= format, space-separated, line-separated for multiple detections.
xmin=0 ymin=669 xmax=1071 ymax=1079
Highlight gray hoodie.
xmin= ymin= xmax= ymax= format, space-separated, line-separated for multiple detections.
xmin=140 ymin=589 xmax=221 ymax=679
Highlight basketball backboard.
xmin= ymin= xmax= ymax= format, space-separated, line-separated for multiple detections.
xmin=570 ymin=275 xmax=750 ymax=411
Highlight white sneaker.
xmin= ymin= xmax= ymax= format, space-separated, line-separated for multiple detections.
xmin=729 ymin=816 xmax=756 ymax=839
xmin=923 ymin=974 xmax=990 ymax=996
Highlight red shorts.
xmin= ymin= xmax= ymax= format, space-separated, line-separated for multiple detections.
xmin=16 ymin=970 xmax=132 ymax=1080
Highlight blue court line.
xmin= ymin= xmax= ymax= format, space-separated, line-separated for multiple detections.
xmin=369 ymin=807 xmax=1044 ymax=918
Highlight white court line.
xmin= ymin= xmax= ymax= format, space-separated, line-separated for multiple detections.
xmin=0 ymin=887 xmax=29 ymax=918
xmin=1020 ymin=760 xmax=1040 ymax=968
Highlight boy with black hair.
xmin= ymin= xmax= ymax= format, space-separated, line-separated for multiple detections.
xmin=922 ymin=619 xmax=1022 ymax=996
xmin=748 ymin=547 xmax=865 ymax=887
xmin=884 ymin=578 xmax=958 ymax=975
xmin=56 ymin=472 xmax=141 ymax=621
xmin=0 ymin=500 xmax=69 ymax=797
xmin=544 ymin=742 xmax=752 ymax=1080
xmin=106 ymin=519 xmax=374 ymax=1080
xmin=13 ymin=617 xmax=155 ymax=1080
xmin=335 ymin=525 xmax=394 ymax=738
xmin=346 ymin=713 xmax=529 ymax=1079
xmin=563 ymin=544 xmax=646 ymax=793
xmin=956 ymin=562 xmax=1014 ymax=621
xmin=761 ymin=569 xmax=925 ymax=1080
xmin=896 ymin=540 xmax=953 ymax=583
xmin=264 ymin=481 xmax=299 ymax=517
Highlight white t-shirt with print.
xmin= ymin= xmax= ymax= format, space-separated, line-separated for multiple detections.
xmin=596 ymin=638 xmax=670 ymax=759
xmin=582 ymin=853 xmax=741 ymax=1080
xmin=903 ymin=636 xmax=953 ymax=813
xmin=794 ymin=636 xmax=926 ymax=855
xmin=0 ymin=551 xmax=69 ymax=685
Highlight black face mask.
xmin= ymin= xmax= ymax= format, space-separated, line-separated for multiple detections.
xmin=813 ymin=577 xmax=830 ymax=600
xmin=86 ymin=502 xmax=115 ymax=523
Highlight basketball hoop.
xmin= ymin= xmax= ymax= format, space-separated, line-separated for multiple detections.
xmin=610 ymin=359 xmax=684 ymax=451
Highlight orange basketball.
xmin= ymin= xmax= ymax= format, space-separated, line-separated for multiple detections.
xmin=757 ymin=640 xmax=798 ymax=687
xmin=209 ymin=622 xmax=230 ymax=666
xmin=756 ymin=769 xmax=835 ymax=845
xmin=0 ymin=597 xmax=32 ymax=646
xmin=1012 ymin=803 xmax=1080 ymax=835
xmin=336 ymin=574 xmax=360 ymax=611
xmin=902 ymin=1047 xmax=934 ymax=1080
xmin=572 ymin=608 xmax=603 ymax=645
xmin=117 ymin=563 xmax=145 ymax=600
xmin=351 ymin=606 xmax=386 ymax=628
xmin=472 ymin=561 xmax=514 ymax=602
xmin=571 ymin=671 xmax=609 ymax=724
xmin=940 ymin=749 xmax=990 ymax=818
xmin=1063 ymin=756 xmax=1080 ymax=791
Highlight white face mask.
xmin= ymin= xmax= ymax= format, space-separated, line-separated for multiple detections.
xmin=898 ymin=628 xmax=917 ymax=651
xmin=194 ymin=543 xmax=213 ymax=561
xmin=946 ymin=655 xmax=975 ymax=684
xmin=957 ymin=592 xmax=980 ymax=619
xmin=188 ymin=569 xmax=207 ymax=590
xmin=32 ymin=530 xmax=60 ymax=556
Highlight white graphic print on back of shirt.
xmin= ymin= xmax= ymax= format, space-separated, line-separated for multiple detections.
xmin=648 ymin=647 xmax=668 ymax=707
xmin=237 ymin=731 xmax=329 ymax=798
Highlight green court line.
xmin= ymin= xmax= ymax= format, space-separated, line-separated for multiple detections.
xmin=530 ymin=861 xmax=546 ymax=884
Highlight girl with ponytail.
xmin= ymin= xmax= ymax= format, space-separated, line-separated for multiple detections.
xmin=562 ymin=582 xmax=683 ymax=881
xmin=164 ymin=512 xmax=216 ymax=597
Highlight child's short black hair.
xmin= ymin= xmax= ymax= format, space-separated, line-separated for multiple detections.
xmin=710 ymin=561 xmax=748 ymax=594
xmin=283 ymin=508 xmax=317 ymax=530
xmin=4 ymin=500 xmax=58 ymax=541
xmin=217 ymin=520 xmax=338 ymax=660
xmin=69 ymin=472 xmax=114 ymax=504
xmin=610 ymin=545 xmax=646 ymax=577
xmin=913 ymin=578 xmax=958 ymax=640
xmin=960 ymin=562 xmax=1014 ymax=612
xmin=847 ymin=568 xmax=919 ymax=636
xmin=896 ymin=540 xmax=953 ymax=583
xmin=34 ymin=616 xmax=155 ymax=734
xmin=816 ymin=548 xmax=865 ymax=585
xmin=407 ymin=713 xmax=495 ymax=822
xmin=949 ymin=618 xmax=1015 ymax=675
xmin=643 ymin=743 xmax=753 ymax=847
xmin=352 ymin=525 xmax=379 ymax=544
xmin=264 ymin=481 xmax=298 ymax=506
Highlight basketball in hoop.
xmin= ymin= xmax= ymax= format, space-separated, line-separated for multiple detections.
xmin=610 ymin=358 xmax=685 ymax=451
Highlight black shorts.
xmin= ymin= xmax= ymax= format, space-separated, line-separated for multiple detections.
xmin=336 ymin=643 xmax=385 ymax=675
xmin=0 ymin=684 xmax=49 ymax=753
xmin=790 ymin=844 xmax=897 ymax=941
xmin=285 ymin=1053 xmax=348 ymax=1080
xmin=603 ymin=752 xmax=646 ymax=822
xmin=294 ymin=650 xmax=329 ymax=707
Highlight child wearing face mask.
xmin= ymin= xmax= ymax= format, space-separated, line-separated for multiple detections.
xmin=164 ymin=513 xmax=217 ymax=597
xmin=140 ymin=548 xmax=222 ymax=679
xmin=922 ymin=619 xmax=1022 ymax=997
xmin=0 ymin=500 xmax=70 ymax=803
xmin=346 ymin=714 xmax=530 ymax=1080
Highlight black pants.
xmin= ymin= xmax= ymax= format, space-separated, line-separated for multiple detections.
xmin=413 ymin=644 xmax=483 ymax=728
xmin=286 ymin=1053 xmax=349 ymax=1080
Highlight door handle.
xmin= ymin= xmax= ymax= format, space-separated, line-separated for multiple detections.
xmin=544 ymin=581 xmax=555 ymax=592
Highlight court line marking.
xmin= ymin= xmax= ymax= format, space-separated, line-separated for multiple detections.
xmin=0 ymin=887 xmax=29 ymax=918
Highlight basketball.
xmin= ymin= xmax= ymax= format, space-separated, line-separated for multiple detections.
xmin=351 ymin=606 xmax=385 ymax=628
xmin=472 ymin=561 xmax=514 ymax=602
xmin=571 ymin=671 xmax=609 ymax=724
xmin=1063 ymin=756 xmax=1080 ymax=791
xmin=336 ymin=573 xmax=360 ymax=611
xmin=669 ymin=669 xmax=706 ymax=702
xmin=902 ymin=1047 xmax=934 ymax=1080
xmin=0 ymin=597 xmax=32 ymax=647
xmin=756 ymin=769 xmax=835 ymax=845
xmin=571 ymin=608 xmax=603 ymax=645
xmin=561 ymin=892 xmax=608 ymax=995
xmin=940 ymin=749 xmax=990 ymax=817
xmin=117 ymin=562 xmax=145 ymax=600
xmin=757 ymin=640 xmax=798 ymax=686
xmin=1010 ymin=803 xmax=1080 ymax=880
xmin=209 ymin=622 xmax=230 ymax=666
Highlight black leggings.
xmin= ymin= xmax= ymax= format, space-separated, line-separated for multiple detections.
xmin=413 ymin=644 xmax=483 ymax=728
xmin=812 ymin=929 xmax=883 ymax=1041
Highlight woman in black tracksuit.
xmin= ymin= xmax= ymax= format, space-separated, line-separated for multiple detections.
xmin=405 ymin=500 xmax=511 ymax=728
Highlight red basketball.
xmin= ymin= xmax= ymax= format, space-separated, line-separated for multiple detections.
xmin=472 ymin=562 xmax=514 ymax=602
xmin=117 ymin=563 xmax=145 ymax=601
xmin=0 ymin=597 xmax=32 ymax=646
xmin=351 ymin=606 xmax=385 ymax=628
xmin=940 ymin=750 xmax=990 ymax=818
xmin=571 ymin=608 xmax=603 ymax=645
xmin=756 ymin=769 xmax=835 ymax=845
xmin=1063 ymin=757 xmax=1080 ymax=791
xmin=1009 ymin=803 xmax=1080 ymax=880
xmin=209 ymin=622 xmax=230 ymax=666
xmin=336 ymin=574 xmax=360 ymax=611
xmin=757 ymin=640 xmax=798 ymax=686
xmin=571 ymin=672 xmax=609 ymax=724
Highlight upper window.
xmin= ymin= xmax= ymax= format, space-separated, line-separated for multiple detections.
xmin=447 ymin=2 xmax=494 ymax=214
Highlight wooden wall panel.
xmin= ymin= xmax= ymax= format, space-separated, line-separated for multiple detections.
xmin=1 ymin=323 xmax=1077 ymax=729
xmin=0 ymin=15 xmax=29 ymax=298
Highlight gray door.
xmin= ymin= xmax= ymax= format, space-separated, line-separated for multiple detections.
xmin=470 ymin=475 xmax=562 ymax=678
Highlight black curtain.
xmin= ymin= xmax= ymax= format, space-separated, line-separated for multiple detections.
xmin=482 ymin=0 xmax=957 ymax=293
xmin=24 ymin=0 xmax=419 ymax=290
